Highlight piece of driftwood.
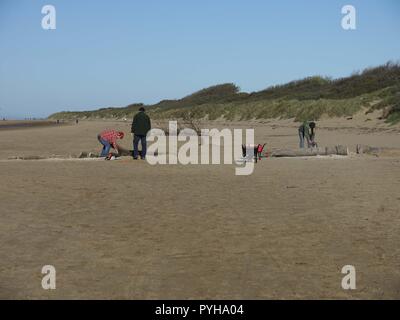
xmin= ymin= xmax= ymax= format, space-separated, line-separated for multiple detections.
xmin=8 ymin=145 xmax=349 ymax=161
xmin=270 ymin=145 xmax=348 ymax=157
xmin=117 ymin=146 xmax=134 ymax=156
xmin=270 ymin=149 xmax=320 ymax=157
xmin=76 ymin=147 xmax=133 ymax=158
xmin=335 ymin=145 xmax=349 ymax=156
xmin=356 ymin=144 xmax=400 ymax=157
xmin=7 ymin=155 xmax=48 ymax=160
xmin=356 ymin=144 xmax=382 ymax=155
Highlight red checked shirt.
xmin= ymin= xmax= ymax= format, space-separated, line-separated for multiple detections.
xmin=100 ymin=130 xmax=119 ymax=148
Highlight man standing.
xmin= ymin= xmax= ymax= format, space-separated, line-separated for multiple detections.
xmin=131 ymin=107 xmax=151 ymax=160
xmin=97 ymin=129 xmax=124 ymax=157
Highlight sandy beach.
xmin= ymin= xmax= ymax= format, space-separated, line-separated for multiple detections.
xmin=0 ymin=116 xmax=400 ymax=299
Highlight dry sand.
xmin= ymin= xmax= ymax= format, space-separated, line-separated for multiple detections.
xmin=0 ymin=116 xmax=400 ymax=299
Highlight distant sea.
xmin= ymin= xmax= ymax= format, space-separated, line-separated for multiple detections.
xmin=0 ymin=119 xmax=58 ymax=130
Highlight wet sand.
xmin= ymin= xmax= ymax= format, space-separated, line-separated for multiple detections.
xmin=0 ymin=120 xmax=66 ymax=131
xmin=0 ymin=116 xmax=400 ymax=299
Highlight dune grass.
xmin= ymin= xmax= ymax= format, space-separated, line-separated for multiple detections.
xmin=49 ymin=62 xmax=400 ymax=123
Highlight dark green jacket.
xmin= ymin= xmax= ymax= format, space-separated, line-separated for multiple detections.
xmin=131 ymin=111 xmax=151 ymax=136
xmin=299 ymin=121 xmax=311 ymax=138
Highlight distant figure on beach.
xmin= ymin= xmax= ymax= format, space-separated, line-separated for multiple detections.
xmin=75 ymin=119 xmax=79 ymax=124
xmin=97 ymin=129 xmax=125 ymax=157
xmin=298 ymin=121 xmax=317 ymax=148
xmin=131 ymin=107 xmax=151 ymax=160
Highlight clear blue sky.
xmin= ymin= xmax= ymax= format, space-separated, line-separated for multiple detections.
xmin=0 ymin=0 xmax=399 ymax=118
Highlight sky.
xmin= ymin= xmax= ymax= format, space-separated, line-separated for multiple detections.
xmin=0 ymin=0 xmax=399 ymax=119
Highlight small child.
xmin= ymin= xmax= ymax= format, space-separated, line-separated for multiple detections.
xmin=241 ymin=144 xmax=266 ymax=162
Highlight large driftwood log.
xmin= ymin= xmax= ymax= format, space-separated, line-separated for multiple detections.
xmin=335 ymin=145 xmax=349 ymax=155
xmin=356 ymin=144 xmax=400 ymax=157
xmin=117 ymin=146 xmax=134 ymax=156
xmin=270 ymin=149 xmax=320 ymax=157
xmin=76 ymin=146 xmax=133 ymax=158
xmin=270 ymin=145 xmax=348 ymax=157
xmin=8 ymin=155 xmax=48 ymax=160
xmin=356 ymin=144 xmax=382 ymax=155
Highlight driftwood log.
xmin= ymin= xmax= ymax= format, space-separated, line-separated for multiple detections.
xmin=8 ymin=155 xmax=48 ymax=160
xmin=116 ymin=146 xmax=134 ymax=156
xmin=356 ymin=144 xmax=400 ymax=157
xmin=77 ymin=146 xmax=134 ymax=158
xmin=356 ymin=144 xmax=382 ymax=155
xmin=270 ymin=145 xmax=348 ymax=157
xmin=8 ymin=145 xmax=349 ymax=161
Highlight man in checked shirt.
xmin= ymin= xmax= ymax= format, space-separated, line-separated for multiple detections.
xmin=97 ymin=129 xmax=125 ymax=157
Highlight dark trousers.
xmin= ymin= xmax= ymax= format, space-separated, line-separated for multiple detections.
xmin=133 ymin=134 xmax=147 ymax=159
xmin=298 ymin=130 xmax=310 ymax=148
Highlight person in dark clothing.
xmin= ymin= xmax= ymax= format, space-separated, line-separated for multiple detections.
xmin=298 ymin=121 xmax=310 ymax=148
xmin=131 ymin=107 xmax=151 ymax=159
xmin=298 ymin=121 xmax=317 ymax=148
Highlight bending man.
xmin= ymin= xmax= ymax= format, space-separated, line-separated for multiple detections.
xmin=298 ymin=121 xmax=317 ymax=148
xmin=97 ymin=129 xmax=125 ymax=157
